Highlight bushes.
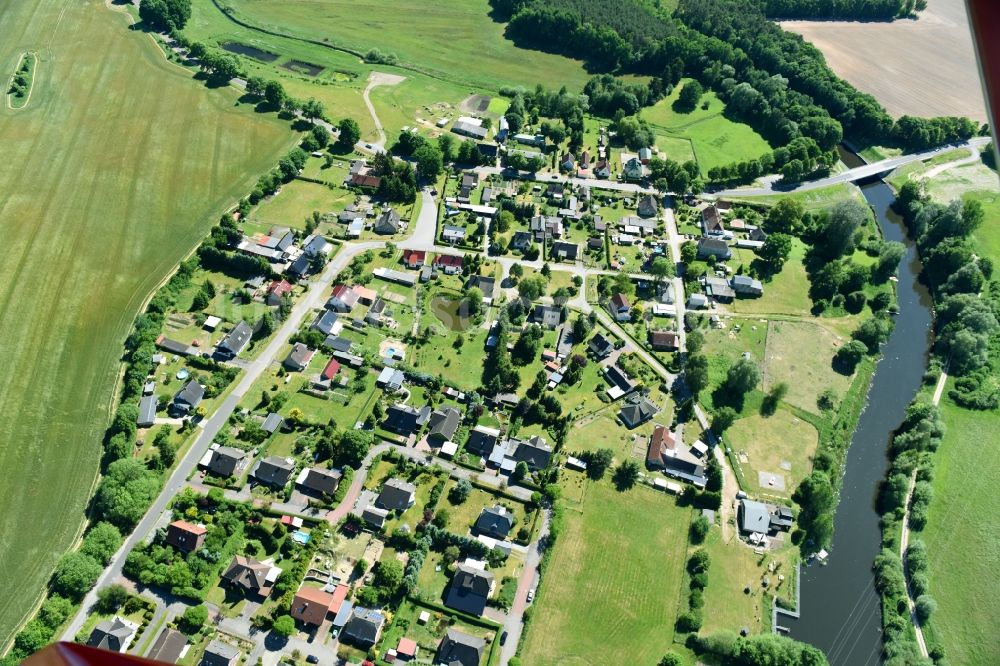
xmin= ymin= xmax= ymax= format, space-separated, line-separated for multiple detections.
xmin=52 ymin=552 xmax=102 ymax=601
xmin=677 ymin=549 xmax=710 ymax=633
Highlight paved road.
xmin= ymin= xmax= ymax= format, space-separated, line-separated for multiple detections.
xmin=499 ymin=510 xmax=550 ymax=666
xmin=60 ymin=241 xmax=381 ymax=642
xmin=713 ymin=138 xmax=991 ymax=197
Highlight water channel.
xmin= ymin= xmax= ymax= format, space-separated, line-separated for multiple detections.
xmin=783 ymin=158 xmax=935 ymax=665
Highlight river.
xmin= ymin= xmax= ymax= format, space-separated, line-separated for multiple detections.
xmin=782 ymin=174 xmax=934 ymax=665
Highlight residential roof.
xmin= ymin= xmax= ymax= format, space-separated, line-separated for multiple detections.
xmin=466 ymin=426 xmax=500 ymax=456
xmin=218 ymin=320 xmax=253 ymax=358
xmin=474 ymin=505 xmax=514 ymax=539
xmin=428 ymin=407 xmax=461 ymax=442
xmin=254 ymin=456 xmax=295 ymax=487
xmin=383 ymin=403 xmax=424 ymax=435
xmin=533 ymin=304 xmax=561 ymax=328
xmin=138 ymin=394 xmax=157 ymax=427
xmin=377 ymin=366 xmax=405 ymax=389
xmin=174 ymin=380 xmax=205 ymax=408
xmin=588 ymin=333 xmax=614 ymax=357
xmin=166 ymin=520 xmax=207 ymax=553
xmin=296 ymin=466 xmax=342 ymax=495
xmin=436 ymin=628 xmax=486 ymax=666
xmin=375 ymin=208 xmax=402 ymax=233
xmin=87 ymin=617 xmax=134 ymax=653
xmin=267 ymin=279 xmax=292 ymax=299
xmin=322 ymin=358 xmax=341 ymax=381
xmin=147 ymin=627 xmax=187 ymax=664
xmin=283 ymin=342 xmax=315 ymax=370
xmin=342 ymin=606 xmax=385 ymax=647
xmin=445 ymin=564 xmax=495 ymax=616
xmin=221 ymin=555 xmax=277 ymax=595
xmin=648 ymin=330 xmax=680 ymax=350
xmin=397 ymin=636 xmax=418 ymax=657
xmin=620 ymin=394 xmax=659 ymax=429
xmin=610 ymin=293 xmax=630 ymax=311
xmin=291 ymin=586 xmax=335 ymax=626
xmin=202 ymin=639 xmax=241 ymax=666
xmin=261 ymin=412 xmax=284 ymax=434
xmin=509 ymin=435 xmax=552 ymax=471
xmin=204 ymin=446 xmax=246 ymax=477
xmin=377 ymin=477 xmax=416 ymax=511
xmin=739 ymin=499 xmax=771 ymax=534
xmin=312 ymin=310 xmax=340 ymax=335
xmin=434 ymin=253 xmax=463 ymax=269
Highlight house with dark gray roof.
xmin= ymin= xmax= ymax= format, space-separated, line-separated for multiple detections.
xmin=202 ymin=446 xmax=246 ymax=478
xmin=619 ymin=394 xmax=659 ymax=429
xmin=172 ymin=380 xmax=205 ymax=415
xmin=216 ymin=320 xmax=253 ymax=360
xmin=588 ymin=333 xmax=614 ymax=359
xmin=474 ymin=506 xmax=514 ymax=540
xmin=550 ymin=241 xmax=578 ymax=262
xmin=261 ymin=412 xmax=284 ymax=434
xmin=532 ymin=304 xmax=561 ymax=329
xmin=283 ymin=343 xmax=315 ymax=371
xmin=87 ymin=616 xmax=138 ymax=653
xmin=637 ymin=194 xmax=658 ymax=218
xmin=510 ymin=231 xmax=532 ymax=251
xmin=466 ymin=275 xmax=496 ymax=301
xmin=324 ymin=335 xmax=353 ymax=353
xmin=341 ymin=607 xmax=385 ymax=648
xmin=697 ymin=237 xmax=731 ymax=260
xmin=465 ymin=426 xmax=500 ymax=457
xmin=253 ymin=456 xmax=295 ymax=488
xmin=383 ymin=403 xmax=428 ymax=436
xmin=445 ymin=564 xmax=495 ymax=617
xmin=732 ymin=274 xmax=763 ymax=296
xmin=147 ymin=627 xmax=187 ymax=665
xmin=221 ymin=555 xmax=280 ymax=598
xmin=376 ymin=478 xmax=416 ymax=511
xmin=508 ymin=435 xmax=552 ymax=471
xmin=296 ymin=466 xmax=342 ymax=496
xmin=374 ymin=208 xmax=402 ymax=234
xmin=201 ymin=639 xmax=241 ymax=666
xmin=436 ymin=628 xmax=486 ymax=666
xmin=138 ymin=395 xmax=157 ymax=428
xmin=427 ymin=407 xmax=461 ymax=443
xmin=738 ymin=499 xmax=771 ymax=535
xmin=311 ymin=310 xmax=340 ymax=336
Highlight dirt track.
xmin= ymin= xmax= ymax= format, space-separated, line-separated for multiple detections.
xmin=783 ymin=0 xmax=988 ymax=122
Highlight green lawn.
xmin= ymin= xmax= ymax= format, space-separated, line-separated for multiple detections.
xmin=641 ymin=79 xmax=772 ymax=175
xmin=220 ymin=0 xmax=591 ymax=91
xmin=0 ymin=0 xmax=293 ymax=645
xmin=921 ymin=162 xmax=1000 ymax=264
xmin=520 ymin=481 xmax=692 ymax=665
xmin=721 ymin=182 xmax=867 ymax=211
xmin=921 ymin=394 xmax=1000 ymax=666
xmin=761 ymin=319 xmax=854 ymax=415
xmin=725 ymin=407 xmax=819 ymax=499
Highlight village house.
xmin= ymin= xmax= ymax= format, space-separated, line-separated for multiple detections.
xmin=506 ymin=435 xmax=553 ymax=471
xmin=201 ymin=445 xmax=246 ymax=478
xmin=283 ymin=342 xmax=315 ymax=371
xmin=608 ymin=293 xmax=632 ymax=322
xmin=594 ymin=159 xmax=611 ymax=178
xmin=702 ymin=205 xmax=726 ymax=236
xmin=221 ymin=554 xmax=281 ymax=598
xmin=705 ymin=276 xmax=736 ymax=302
xmin=697 ymin=237 xmax=732 ymax=260
xmin=427 ymin=406 xmax=461 ymax=444
xmin=637 ymin=194 xmax=658 ymax=218
xmin=171 ymin=380 xmax=204 ymax=416
xmin=434 ymin=253 xmax=463 ymax=275
xmin=295 ymin=466 xmax=342 ymax=497
xmin=290 ymin=586 xmax=335 ymax=627
xmin=374 ymin=208 xmax=402 ymax=235
xmin=252 ymin=456 xmax=295 ymax=488
xmin=383 ymin=403 xmax=430 ymax=436
xmin=311 ymin=310 xmax=340 ymax=337
xmin=442 ymin=224 xmax=467 ymax=245
xmin=341 ymin=607 xmax=386 ymax=649
xmin=87 ymin=617 xmax=138 ymax=654
xmin=377 ymin=366 xmax=406 ymax=391
xmin=402 ymin=249 xmax=425 ymax=269
xmin=649 ymin=330 xmax=680 ymax=351
xmin=474 ymin=505 xmax=514 ymax=540
xmin=532 ymin=304 xmax=562 ymax=329
xmin=646 ymin=424 xmax=707 ymax=487
xmin=445 ymin=562 xmax=495 ymax=617
xmin=466 ymin=274 xmax=496 ymax=301
xmin=560 ymin=152 xmax=575 ymax=172
xmin=619 ymin=393 xmax=659 ymax=429
xmin=327 ymin=284 xmax=358 ymax=312
xmin=201 ymin=640 xmax=241 ymax=666
xmin=452 ymin=120 xmax=488 ymax=140
xmin=265 ymin=279 xmax=292 ymax=307
xmin=603 ymin=364 xmax=635 ymax=400
xmin=738 ymin=499 xmax=794 ymax=536
xmin=376 ymin=477 xmax=416 ymax=511
xmin=550 ymin=241 xmax=578 ymax=262
xmin=465 ymin=425 xmax=501 ymax=457
xmin=165 ymin=520 xmax=207 ymax=553
xmin=588 ymin=332 xmax=614 ymax=359
xmin=435 ymin=629 xmax=486 ymax=666
xmin=215 ymin=320 xmax=253 ymax=360
xmin=510 ymin=230 xmax=532 ymax=251
xmin=732 ymin=274 xmax=764 ymax=296
xmin=137 ymin=394 xmax=156 ymax=428
xmin=623 ymin=156 xmax=645 ymax=181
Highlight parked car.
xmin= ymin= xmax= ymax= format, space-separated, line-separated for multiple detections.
xmin=500 ymin=631 xmax=509 ymax=645
xmin=527 ymin=588 xmax=536 ymax=603
xmin=306 ymin=656 xmax=319 ymax=664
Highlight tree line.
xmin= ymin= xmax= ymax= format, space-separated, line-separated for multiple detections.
xmin=750 ymin=0 xmax=924 ymax=20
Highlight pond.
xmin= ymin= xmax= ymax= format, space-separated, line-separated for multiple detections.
xmin=430 ymin=295 xmax=472 ymax=331
xmin=221 ymin=42 xmax=279 ymax=63
xmin=281 ymin=59 xmax=325 ymax=77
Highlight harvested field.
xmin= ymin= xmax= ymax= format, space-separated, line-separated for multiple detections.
xmin=782 ymin=0 xmax=988 ymax=122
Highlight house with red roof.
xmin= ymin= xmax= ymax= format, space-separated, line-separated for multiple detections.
xmin=608 ymin=293 xmax=631 ymax=322
xmin=402 ymin=249 xmax=426 ymax=269
xmin=291 ymin=586 xmax=335 ymax=627
xmin=266 ymin=280 xmax=293 ymax=306
xmin=433 ymin=254 xmax=463 ymax=275
xmin=327 ymin=284 xmax=359 ymax=312
xmin=322 ymin=358 xmax=341 ymax=381
xmin=165 ymin=520 xmax=207 ymax=553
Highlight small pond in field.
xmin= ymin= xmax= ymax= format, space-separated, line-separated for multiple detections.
xmin=430 ymin=296 xmax=472 ymax=331
xmin=282 ymin=59 xmax=325 ymax=77
xmin=221 ymin=42 xmax=279 ymax=63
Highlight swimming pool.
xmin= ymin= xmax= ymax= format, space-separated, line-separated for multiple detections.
xmin=292 ymin=530 xmax=311 ymax=545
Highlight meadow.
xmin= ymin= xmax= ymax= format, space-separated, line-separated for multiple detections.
xmin=220 ymin=0 xmax=592 ymax=91
xmin=520 ymin=481 xmax=691 ymax=665
xmin=0 ymin=0 xmax=293 ymax=646
xmin=921 ymin=395 xmax=1000 ymax=666
xmin=641 ymin=79 xmax=772 ymax=175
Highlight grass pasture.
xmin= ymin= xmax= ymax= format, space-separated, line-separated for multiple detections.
xmin=0 ymin=0 xmax=293 ymax=645
xmin=220 ymin=0 xmax=591 ymax=91
xmin=641 ymin=79 xmax=772 ymax=175
xmin=724 ymin=408 xmax=819 ymax=499
xmin=761 ymin=319 xmax=852 ymax=415
xmin=922 ymin=395 xmax=1000 ymax=666
xmin=520 ymin=481 xmax=691 ymax=665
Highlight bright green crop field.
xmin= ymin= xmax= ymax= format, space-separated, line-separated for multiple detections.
xmin=218 ymin=0 xmax=592 ymax=91
xmin=0 ymin=0 xmax=292 ymax=646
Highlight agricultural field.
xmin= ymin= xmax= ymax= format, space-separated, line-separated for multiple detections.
xmin=520 ymin=481 xmax=692 ymax=665
xmin=0 ymin=0 xmax=293 ymax=646
xmin=921 ymin=394 xmax=1000 ymax=666
xmin=219 ymin=0 xmax=592 ymax=91
xmin=641 ymin=79 xmax=772 ymax=175
xmin=781 ymin=0 xmax=988 ymax=122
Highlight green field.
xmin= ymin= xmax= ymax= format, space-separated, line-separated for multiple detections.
xmin=641 ymin=79 xmax=772 ymax=174
xmin=221 ymin=0 xmax=592 ymax=91
xmin=521 ymin=481 xmax=691 ymax=665
xmin=720 ymin=182 xmax=867 ymax=211
xmin=0 ymin=0 xmax=292 ymax=646
xmin=921 ymin=394 xmax=1000 ymax=666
